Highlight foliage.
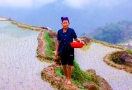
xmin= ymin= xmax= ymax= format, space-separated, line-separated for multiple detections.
xmin=55 ymin=60 xmax=99 ymax=90
xmin=88 ymin=21 xmax=132 ymax=44
xmin=109 ymin=52 xmax=125 ymax=64
xmin=72 ymin=60 xmax=98 ymax=84
xmin=109 ymin=49 xmax=132 ymax=64
xmin=126 ymin=48 xmax=132 ymax=54
xmin=44 ymin=31 xmax=55 ymax=56
xmin=55 ymin=68 xmax=64 ymax=77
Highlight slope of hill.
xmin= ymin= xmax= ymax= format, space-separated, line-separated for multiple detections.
xmin=88 ymin=21 xmax=132 ymax=44
xmin=38 ymin=25 xmax=132 ymax=90
xmin=1 ymin=16 xmax=132 ymax=90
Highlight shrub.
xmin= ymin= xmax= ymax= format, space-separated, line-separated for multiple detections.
xmin=109 ymin=51 xmax=126 ymax=64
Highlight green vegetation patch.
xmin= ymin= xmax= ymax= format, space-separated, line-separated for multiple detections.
xmin=109 ymin=51 xmax=127 ymax=64
xmin=81 ymin=44 xmax=91 ymax=51
xmin=55 ymin=60 xmax=100 ymax=90
xmin=44 ymin=31 xmax=55 ymax=56
xmin=126 ymin=48 xmax=132 ymax=54
xmin=109 ymin=53 xmax=123 ymax=64
xmin=109 ymin=49 xmax=132 ymax=65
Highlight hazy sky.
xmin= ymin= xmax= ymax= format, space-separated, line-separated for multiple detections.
xmin=0 ymin=0 xmax=132 ymax=35
xmin=0 ymin=0 xmax=130 ymax=8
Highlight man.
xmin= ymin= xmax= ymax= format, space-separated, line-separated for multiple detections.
xmin=55 ymin=17 xmax=81 ymax=85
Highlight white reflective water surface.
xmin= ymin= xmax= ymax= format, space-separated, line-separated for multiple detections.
xmin=0 ymin=21 xmax=55 ymax=90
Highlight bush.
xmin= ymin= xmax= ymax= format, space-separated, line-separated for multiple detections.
xmin=109 ymin=51 xmax=126 ymax=64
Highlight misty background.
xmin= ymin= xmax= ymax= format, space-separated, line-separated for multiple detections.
xmin=0 ymin=0 xmax=132 ymax=43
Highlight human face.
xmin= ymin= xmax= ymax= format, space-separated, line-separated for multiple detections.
xmin=61 ymin=20 xmax=70 ymax=29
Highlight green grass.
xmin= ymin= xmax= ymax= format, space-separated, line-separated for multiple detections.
xmin=55 ymin=67 xmax=65 ymax=77
xmin=44 ymin=31 xmax=55 ymax=56
xmin=55 ymin=60 xmax=99 ymax=90
xmin=92 ymin=39 xmax=101 ymax=43
xmin=81 ymin=44 xmax=91 ymax=51
xmin=92 ymin=39 xmax=112 ymax=45
xmin=92 ymin=39 xmax=125 ymax=50
xmin=126 ymin=48 xmax=132 ymax=54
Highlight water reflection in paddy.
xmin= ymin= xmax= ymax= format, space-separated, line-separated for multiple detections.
xmin=0 ymin=21 xmax=55 ymax=90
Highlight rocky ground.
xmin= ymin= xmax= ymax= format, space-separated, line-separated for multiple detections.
xmin=41 ymin=64 xmax=113 ymax=90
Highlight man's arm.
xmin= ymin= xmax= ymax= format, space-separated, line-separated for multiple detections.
xmin=72 ymin=29 xmax=81 ymax=42
xmin=56 ymin=30 xmax=60 ymax=56
xmin=55 ymin=41 xmax=60 ymax=56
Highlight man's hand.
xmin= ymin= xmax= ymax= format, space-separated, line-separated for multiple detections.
xmin=75 ymin=38 xmax=84 ymax=44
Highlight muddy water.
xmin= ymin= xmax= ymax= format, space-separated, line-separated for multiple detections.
xmin=0 ymin=21 xmax=55 ymax=90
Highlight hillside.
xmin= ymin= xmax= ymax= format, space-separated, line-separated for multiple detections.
xmin=40 ymin=31 xmax=132 ymax=90
xmin=87 ymin=21 xmax=132 ymax=44
xmin=1 ymin=16 xmax=132 ymax=90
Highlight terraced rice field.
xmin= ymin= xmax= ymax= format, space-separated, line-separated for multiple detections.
xmin=75 ymin=43 xmax=132 ymax=90
xmin=0 ymin=21 xmax=55 ymax=90
xmin=1 ymin=20 xmax=132 ymax=90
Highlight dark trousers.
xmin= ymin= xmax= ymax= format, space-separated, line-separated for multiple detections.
xmin=60 ymin=47 xmax=74 ymax=66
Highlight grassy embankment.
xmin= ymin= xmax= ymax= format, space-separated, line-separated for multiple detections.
xmin=38 ymin=31 xmax=55 ymax=62
xmin=55 ymin=60 xmax=100 ymax=90
xmin=44 ymin=31 xmax=55 ymax=56
xmin=92 ymin=39 xmax=125 ymax=50
xmin=11 ymin=20 xmax=42 ymax=31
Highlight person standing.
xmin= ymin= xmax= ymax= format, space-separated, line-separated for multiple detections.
xmin=55 ymin=17 xmax=82 ymax=84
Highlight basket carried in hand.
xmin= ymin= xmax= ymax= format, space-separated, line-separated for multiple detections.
xmin=70 ymin=42 xmax=84 ymax=48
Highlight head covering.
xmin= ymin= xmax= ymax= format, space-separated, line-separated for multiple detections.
xmin=61 ymin=17 xmax=69 ymax=22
